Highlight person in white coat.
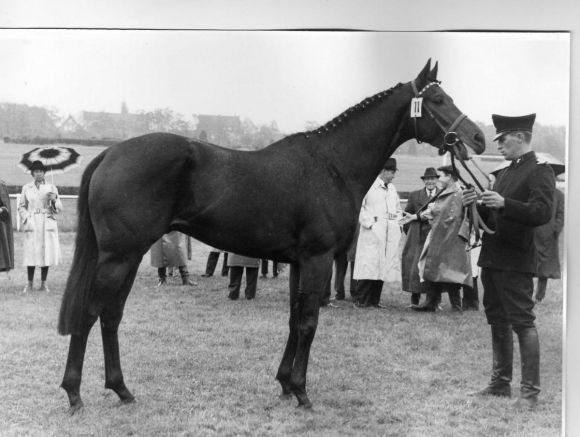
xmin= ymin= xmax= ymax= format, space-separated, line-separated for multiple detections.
xmin=18 ymin=161 xmax=63 ymax=293
xmin=353 ymin=158 xmax=402 ymax=307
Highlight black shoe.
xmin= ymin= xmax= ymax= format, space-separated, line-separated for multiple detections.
xmin=470 ymin=385 xmax=511 ymax=398
xmin=413 ymin=304 xmax=437 ymax=312
xmin=201 ymin=273 xmax=213 ymax=278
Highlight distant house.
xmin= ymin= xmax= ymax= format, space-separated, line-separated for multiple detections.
xmin=58 ymin=115 xmax=88 ymax=139
xmin=78 ymin=104 xmax=149 ymax=140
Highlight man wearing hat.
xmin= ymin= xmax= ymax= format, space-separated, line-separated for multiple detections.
xmin=462 ymin=114 xmax=555 ymax=409
xmin=400 ymin=167 xmax=439 ymax=307
xmin=352 ymin=157 xmax=402 ymax=308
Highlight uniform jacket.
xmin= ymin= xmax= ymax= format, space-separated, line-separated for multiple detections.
xmin=0 ymin=180 xmax=14 ymax=272
xmin=478 ymin=151 xmax=555 ymax=273
xmin=401 ymin=187 xmax=437 ymax=293
xmin=534 ymin=188 xmax=564 ymax=278
xmin=418 ymin=183 xmax=472 ymax=286
xmin=353 ymin=177 xmax=402 ymax=282
xmin=150 ymin=231 xmax=189 ymax=268
xmin=18 ymin=181 xmax=62 ymax=266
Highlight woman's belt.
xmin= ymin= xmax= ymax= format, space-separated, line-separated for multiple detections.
xmin=32 ymin=208 xmax=50 ymax=214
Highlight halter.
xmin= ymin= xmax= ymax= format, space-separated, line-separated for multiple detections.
xmin=410 ymin=80 xmax=467 ymax=152
xmin=410 ymin=80 xmax=495 ymax=248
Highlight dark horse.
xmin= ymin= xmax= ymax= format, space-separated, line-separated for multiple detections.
xmin=58 ymin=60 xmax=485 ymax=413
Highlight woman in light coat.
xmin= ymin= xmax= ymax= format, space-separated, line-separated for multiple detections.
xmin=150 ymin=231 xmax=195 ymax=286
xmin=18 ymin=161 xmax=62 ymax=292
xmin=353 ymin=158 xmax=402 ymax=307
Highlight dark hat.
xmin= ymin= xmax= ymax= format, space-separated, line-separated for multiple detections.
xmin=30 ymin=160 xmax=46 ymax=173
xmin=383 ymin=158 xmax=397 ymax=171
xmin=492 ymin=113 xmax=536 ymax=141
xmin=420 ymin=167 xmax=438 ymax=179
xmin=437 ymin=165 xmax=459 ymax=180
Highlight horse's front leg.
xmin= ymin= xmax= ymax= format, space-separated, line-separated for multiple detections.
xmin=289 ymin=254 xmax=333 ymax=409
xmin=276 ymin=263 xmax=300 ymax=399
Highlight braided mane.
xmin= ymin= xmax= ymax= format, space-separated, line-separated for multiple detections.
xmin=302 ymin=82 xmax=404 ymax=138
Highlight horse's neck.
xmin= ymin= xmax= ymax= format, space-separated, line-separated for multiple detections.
xmin=317 ymin=86 xmax=413 ymax=198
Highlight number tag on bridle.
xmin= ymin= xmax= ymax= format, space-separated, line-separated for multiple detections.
xmin=410 ymin=97 xmax=423 ymax=118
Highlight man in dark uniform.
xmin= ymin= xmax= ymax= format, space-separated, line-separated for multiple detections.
xmin=462 ymin=113 xmax=555 ymax=410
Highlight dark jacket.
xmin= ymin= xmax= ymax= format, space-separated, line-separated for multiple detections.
xmin=0 ymin=180 xmax=15 ymax=272
xmin=401 ymin=187 xmax=436 ymax=293
xmin=534 ymin=188 xmax=564 ymax=278
xmin=478 ymin=151 xmax=555 ymax=273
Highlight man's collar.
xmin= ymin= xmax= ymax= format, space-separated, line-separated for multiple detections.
xmin=511 ymin=150 xmax=535 ymax=166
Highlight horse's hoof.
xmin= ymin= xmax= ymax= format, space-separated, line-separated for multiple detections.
xmin=279 ymin=393 xmax=293 ymax=401
xmin=296 ymin=402 xmax=313 ymax=410
xmin=119 ymin=396 xmax=135 ymax=405
xmin=67 ymin=403 xmax=84 ymax=416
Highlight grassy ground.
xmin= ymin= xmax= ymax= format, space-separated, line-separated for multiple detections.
xmin=0 ymin=234 xmax=563 ymax=436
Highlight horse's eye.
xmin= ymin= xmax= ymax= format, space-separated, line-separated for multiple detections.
xmin=432 ymin=95 xmax=443 ymax=104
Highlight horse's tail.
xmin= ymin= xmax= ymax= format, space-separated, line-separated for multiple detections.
xmin=57 ymin=151 xmax=106 ymax=336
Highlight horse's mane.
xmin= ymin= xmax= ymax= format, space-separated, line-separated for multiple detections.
xmin=294 ymin=82 xmax=405 ymax=139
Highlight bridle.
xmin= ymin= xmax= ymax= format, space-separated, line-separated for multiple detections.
xmin=410 ymin=80 xmax=495 ymax=248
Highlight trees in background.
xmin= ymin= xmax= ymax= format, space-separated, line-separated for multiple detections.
xmin=0 ymin=103 xmax=566 ymax=159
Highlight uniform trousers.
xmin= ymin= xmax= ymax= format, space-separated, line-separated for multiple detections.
xmin=481 ymin=268 xmax=535 ymax=327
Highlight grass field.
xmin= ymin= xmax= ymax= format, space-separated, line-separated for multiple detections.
xmin=0 ymin=233 xmax=563 ymax=436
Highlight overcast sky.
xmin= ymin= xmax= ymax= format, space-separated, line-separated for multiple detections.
xmin=0 ymin=30 xmax=570 ymax=133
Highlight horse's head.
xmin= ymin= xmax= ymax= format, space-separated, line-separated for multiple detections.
xmin=408 ymin=59 xmax=486 ymax=159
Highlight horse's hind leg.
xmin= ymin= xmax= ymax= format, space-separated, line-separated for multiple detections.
xmin=61 ymin=317 xmax=99 ymax=415
xmin=97 ymin=255 xmax=141 ymax=404
xmin=276 ymin=263 xmax=300 ymax=399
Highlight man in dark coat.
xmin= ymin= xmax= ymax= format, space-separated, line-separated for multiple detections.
xmin=533 ymin=188 xmax=564 ymax=302
xmin=463 ymin=113 xmax=555 ymax=410
xmin=0 ymin=179 xmax=14 ymax=273
xmin=400 ymin=167 xmax=439 ymax=307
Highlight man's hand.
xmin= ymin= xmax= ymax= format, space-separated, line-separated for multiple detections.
xmin=480 ymin=190 xmax=505 ymax=210
xmin=398 ymin=212 xmax=417 ymax=226
xmin=462 ymin=188 xmax=478 ymax=206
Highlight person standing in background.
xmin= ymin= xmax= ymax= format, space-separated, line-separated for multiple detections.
xmin=0 ymin=178 xmax=14 ymax=273
xmin=227 ymin=253 xmax=260 ymax=300
xmin=414 ymin=165 xmax=471 ymax=312
xmin=533 ymin=187 xmax=564 ymax=303
xmin=151 ymin=231 xmax=196 ymax=286
xmin=18 ymin=161 xmax=62 ymax=293
xmin=353 ymin=158 xmax=402 ymax=308
xmin=400 ymin=167 xmax=439 ymax=308
xmin=201 ymin=249 xmax=229 ymax=277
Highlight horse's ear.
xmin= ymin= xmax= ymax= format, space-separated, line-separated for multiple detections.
xmin=428 ymin=61 xmax=439 ymax=81
xmin=415 ymin=59 xmax=431 ymax=86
